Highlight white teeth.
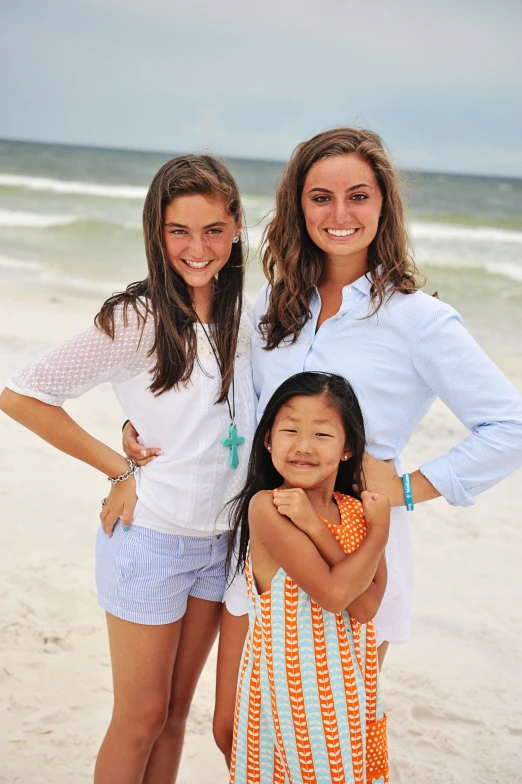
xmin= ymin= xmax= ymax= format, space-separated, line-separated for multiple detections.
xmin=326 ymin=228 xmax=357 ymax=237
xmin=185 ymin=260 xmax=211 ymax=269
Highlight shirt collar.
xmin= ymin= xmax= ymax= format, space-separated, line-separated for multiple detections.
xmin=347 ymin=271 xmax=373 ymax=298
xmin=312 ymin=269 xmax=376 ymax=306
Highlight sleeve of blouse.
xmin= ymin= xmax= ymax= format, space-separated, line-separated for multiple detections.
xmin=6 ymin=304 xmax=151 ymax=407
xmin=412 ymin=300 xmax=522 ymax=507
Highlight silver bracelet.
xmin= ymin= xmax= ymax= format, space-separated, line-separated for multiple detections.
xmin=107 ymin=457 xmax=138 ymax=485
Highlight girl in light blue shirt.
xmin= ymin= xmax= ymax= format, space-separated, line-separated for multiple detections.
xmin=124 ymin=128 xmax=522 ymax=769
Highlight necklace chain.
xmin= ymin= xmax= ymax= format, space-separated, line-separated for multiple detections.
xmin=194 ymin=314 xmax=236 ymax=424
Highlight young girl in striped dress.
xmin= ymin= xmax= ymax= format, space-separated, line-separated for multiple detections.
xmin=227 ymin=371 xmax=390 ymax=784
xmin=0 ymin=155 xmax=256 ymax=784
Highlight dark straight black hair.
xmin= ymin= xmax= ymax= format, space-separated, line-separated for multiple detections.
xmin=226 ymin=371 xmax=366 ymax=577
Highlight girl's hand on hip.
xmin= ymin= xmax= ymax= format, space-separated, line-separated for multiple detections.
xmin=271 ymin=487 xmax=318 ymax=532
xmin=122 ymin=420 xmax=161 ymax=467
xmin=362 ymin=453 xmax=404 ymax=507
xmin=100 ymin=476 xmax=137 ymax=536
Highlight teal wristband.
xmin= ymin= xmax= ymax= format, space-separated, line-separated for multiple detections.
xmin=402 ymin=473 xmax=414 ymax=511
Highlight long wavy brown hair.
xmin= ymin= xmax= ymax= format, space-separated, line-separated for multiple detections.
xmin=95 ymin=155 xmax=244 ymax=402
xmin=261 ymin=127 xmax=421 ymax=349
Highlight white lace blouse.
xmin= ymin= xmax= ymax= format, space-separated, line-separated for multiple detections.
xmin=7 ymin=300 xmax=256 ymax=536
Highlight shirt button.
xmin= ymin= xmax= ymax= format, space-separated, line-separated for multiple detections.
xmin=345 ymin=286 xmax=352 ymax=295
xmin=308 ymin=339 xmax=312 ymax=345
xmin=336 ymin=313 xmax=343 ymax=320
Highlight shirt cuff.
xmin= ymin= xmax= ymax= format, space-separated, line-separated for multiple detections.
xmin=419 ymin=455 xmax=476 ymax=508
xmin=5 ymin=380 xmax=65 ymax=407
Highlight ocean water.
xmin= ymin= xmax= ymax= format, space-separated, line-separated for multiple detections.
xmin=1 ymin=139 xmax=521 ymax=353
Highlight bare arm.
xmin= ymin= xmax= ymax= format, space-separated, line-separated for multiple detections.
xmin=404 ymin=470 xmax=440 ymax=504
xmin=347 ymin=554 xmax=387 ymax=623
xmin=363 ymin=454 xmax=440 ymax=508
xmin=300 ymin=516 xmax=347 ymax=566
xmin=0 ymin=388 xmax=129 ymax=477
xmin=287 ymin=500 xmax=388 ymax=623
xmin=0 ymin=309 xmax=154 ymax=533
xmin=0 ymin=390 xmax=136 ymax=535
xmin=249 ymin=490 xmax=389 ymax=614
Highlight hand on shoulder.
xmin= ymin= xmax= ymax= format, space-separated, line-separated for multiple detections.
xmin=271 ymin=487 xmax=318 ymax=532
xmin=249 ymin=487 xmax=318 ymax=534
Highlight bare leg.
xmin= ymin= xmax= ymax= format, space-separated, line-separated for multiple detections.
xmin=143 ymin=596 xmax=223 ymax=784
xmin=94 ymin=613 xmax=182 ymax=784
xmin=377 ymin=640 xmax=390 ymax=670
xmin=213 ymin=608 xmax=249 ymax=768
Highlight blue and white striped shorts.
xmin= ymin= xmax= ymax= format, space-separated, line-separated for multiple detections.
xmin=95 ymin=521 xmax=229 ymax=625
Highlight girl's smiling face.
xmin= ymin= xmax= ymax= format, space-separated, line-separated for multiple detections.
xmin=301 ymin=153 xmax=383 ymax=273
xmin=163 ymin=192 xmax=241 ymax=291
xmin=266 ymin=393 xmax=351 ymax=491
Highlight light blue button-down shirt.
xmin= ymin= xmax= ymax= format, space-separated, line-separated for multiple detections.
xmin=252 ymin=274 xmax=522 ymax=507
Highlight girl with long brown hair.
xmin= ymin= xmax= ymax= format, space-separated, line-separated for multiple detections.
xmin=211 ymin=126 xmax=522 ymax=768
xmin=0 ymin=154 xmax=256 ymax=783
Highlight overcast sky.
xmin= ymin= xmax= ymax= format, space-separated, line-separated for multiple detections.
xmin=2 ymin=0 xmax=521 ymax=176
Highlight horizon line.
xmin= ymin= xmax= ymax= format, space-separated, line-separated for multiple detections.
xmin=1 ymin=135 xmax=521 ymax=182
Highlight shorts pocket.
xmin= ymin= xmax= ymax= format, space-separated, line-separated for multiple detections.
xmin=117 ymin=540 xmax=139 ymax=582
xmin=366 ymin=713 xmax=388 ymax=782
xmin=96 ymin=523 xmax=140 ymax=599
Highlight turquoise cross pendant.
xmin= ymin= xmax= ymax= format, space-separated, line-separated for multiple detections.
xmin=222 ymin=424 xmax=245 ymax=470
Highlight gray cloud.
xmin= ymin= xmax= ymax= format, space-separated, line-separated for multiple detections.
xmin=1 ymin=0 xmax=521 ymax=175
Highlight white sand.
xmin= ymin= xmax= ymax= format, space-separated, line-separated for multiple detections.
xmin=0 ymin=284 xmax=521 ymax=783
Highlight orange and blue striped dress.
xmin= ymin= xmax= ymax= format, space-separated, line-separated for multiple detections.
xmin=229 ymin=492 xmax=389 ymax=784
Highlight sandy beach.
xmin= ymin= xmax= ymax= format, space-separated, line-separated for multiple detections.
xmin=1 ymin=283 xmax=521 ymax=783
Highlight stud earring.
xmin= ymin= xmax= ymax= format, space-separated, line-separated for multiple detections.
xmin=232 ymin=235 xmax=240 ymax=244
xmin=267 ymin=445 xmax=271 ymax=451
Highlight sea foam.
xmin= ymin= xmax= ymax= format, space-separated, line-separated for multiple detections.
xmin=0 ymin=254 xmax=125 ymax=294
xmin=411 ymin=221 xmax=522 ymax=244
xmin=0 ymin=254 xmax=45 ymax=271
xmin=0 ymin=174 xmax=147 ymax=199
xmin=0 ymin=210 xmax=81 ymax=228
xmin=0 ymin=210 xmax=141 ymax=232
